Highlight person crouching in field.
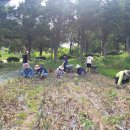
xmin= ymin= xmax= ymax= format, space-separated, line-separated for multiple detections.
xmin=55 ymin=66 xmax=66 ymax=78
xmin=76 ymin=64 xmax=85 ymax=76
xmin=21 ymin=63 xmax=34 ymax=78
xmin=115 ymin=70 xmax=130 ymax=88
xmin=34 ymin=65 xmax=48 ymax=79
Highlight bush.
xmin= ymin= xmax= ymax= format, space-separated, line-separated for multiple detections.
xmin=106 ymin=51 xmax=120 ymax=55
xmin=59 ymin=54 xmax=74 ymax=60
xmin=84 ymin=53 xmax=100 ymax=57
xmin=35 ymin=56 xmax=46 ymax=60
xmin=7 ymin=57 xmax=20 ymax=62
xmin=0 ymin=60 xmax=4 ymax=68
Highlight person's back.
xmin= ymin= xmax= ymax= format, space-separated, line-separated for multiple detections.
xmin=115 ymin=70 xmax=130 ymax=86
xmin=86 ymin=56 xmax=93 ymax=64
xmin=77 ymin=67 xmax=85 ymax=76
xmin=55 ymin=66 xmax=65 ymax=78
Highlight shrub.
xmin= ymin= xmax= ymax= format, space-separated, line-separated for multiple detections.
xmin=59 ymin=54 xmax=74 ymax=60
xmin=106 ymin=51 xmax=120 ymax=55
xmin=35 ymin=56 xmax=46 ymax=60
xmin=7 ymin=57 xmax=20 ymax=62
xmin=0 ymin=60 xmax=4 ymax=68
xmin=84 ymin=53 xmax=100 ymax=57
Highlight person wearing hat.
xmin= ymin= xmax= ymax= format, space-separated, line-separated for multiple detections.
xmin=34 ymin=64 xmax=48 ymax=79
xmin=115 ymin=70 xmax=130 ymax=88
xmin=55 ymin=66 xmax=66 ymax=78
xmin=76 ymin=64 xmax=85 ymax=76
xmin=21 ymin=63 xmax=34 ymax=78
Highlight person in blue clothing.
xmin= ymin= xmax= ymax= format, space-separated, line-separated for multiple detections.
xmin=76 ymin=64 xmax=85 ymax=76
xmin=21 ymin=63 xmax=34 ymax=78
xmin=63 ymin=55 xmax=68 ymax=72
xmin=34 ymin=64 xmax=48 ymax=79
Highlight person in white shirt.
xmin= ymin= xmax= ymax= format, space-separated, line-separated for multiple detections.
xmin=85 ymin=55 xmax=93 ymax=72
xmin=55 ymin=66 xmax=66 ymax=78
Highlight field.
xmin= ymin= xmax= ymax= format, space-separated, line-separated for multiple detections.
xmin=1 ymin=54 xmax=130 ymax=130
xmin=1 ymin=72 xmax=130 ymax=130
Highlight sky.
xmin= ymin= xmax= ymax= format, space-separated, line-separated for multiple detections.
xmin=9 ymin=0 xmax=46 ymax=7
xmin=9 ymin=0 xmax=24 ymax=7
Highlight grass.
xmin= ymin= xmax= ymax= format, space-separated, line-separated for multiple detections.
xmin=95 ymin=53 xmax=130 ymax=78
xmin=1 ymin=52 xmax=130 ymax=78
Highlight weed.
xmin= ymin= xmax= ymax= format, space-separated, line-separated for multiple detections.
xmin=104 ymin=115 xmax=124 ymax=125
xmin=17 ymin=112 xmax=27 ymax=120
xmin=79 ymin=112 xmax=94 ymax=130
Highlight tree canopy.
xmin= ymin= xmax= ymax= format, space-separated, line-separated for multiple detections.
xmin=1 ymin=0 xmax=130 ymax=59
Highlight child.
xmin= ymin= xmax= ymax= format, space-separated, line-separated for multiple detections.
xmin=76 ymin=64 xmax=85 ymax=76
xmin=21 ymin=63 xmax=34 ymax=78
xmin=34 ymin=64 xmax=48 ymax=79
xmin=55 ymin=66 xmax=66 ymax=78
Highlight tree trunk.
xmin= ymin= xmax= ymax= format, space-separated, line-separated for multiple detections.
xmin=54 ymin=48 xmax=58 ymax=61
xmin=39 ymin=46 xmax=43 ymax=56
xmin=27 ymin=35 xmax=32 ymax=60
xmin=69 ymin=41 xmax=72 ymax=55
xmin=126 ymin=36 xmax=130 ymax=54
xmin=102 ymin=33 xmax=107 ymax=56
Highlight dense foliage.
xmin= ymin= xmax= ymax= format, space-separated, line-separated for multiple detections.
xmin=0 ymin=0 xmax=130 ymax=60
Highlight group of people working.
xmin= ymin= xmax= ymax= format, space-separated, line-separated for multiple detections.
xmin=21 ymin=49 xmax=130 ymax=88
xmin=21 ymin=49 xmax=94 ymax=79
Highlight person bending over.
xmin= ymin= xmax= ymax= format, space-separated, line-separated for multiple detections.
xmin=55 ymin=66 xmax=66 ymax=78
xmin=115 ymin=70 xmax=130 ymax=88
xmin=34 ymin=64 xmax=48 ymax=79
xmin=76 ymin=64 xmax=85 ymax=76
xmin=21 ymin=63 xmax=34 ymax=78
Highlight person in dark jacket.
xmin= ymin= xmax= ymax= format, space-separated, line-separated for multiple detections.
xmin=63 ymin=55 xmax=68 ymax=72
xmin=34 ymin=64 xmax=48 ymax=78
xmin=76 ymin=64 xmax=85 ymax=76
xmin=21 ymin=63 xmax=34 ymax=78
xmin=22 ymin=49 xmax=29 ymax=63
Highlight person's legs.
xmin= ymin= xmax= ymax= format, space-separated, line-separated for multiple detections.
xmin=41 ymin=73 xmax=48 ymax=79
xmin=114 ymin=77 xmax=119 ymax=84
xmin=87 ymin=64 xmax=91 ymax=72
xmin=64 ymin=64 xmax=67 ymax=72
xmin=21 ymin=70 xmax=26 ymax=78
xmin=122 ymin=78 xmax=129 ymax=84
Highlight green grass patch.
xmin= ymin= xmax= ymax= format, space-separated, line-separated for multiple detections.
xmin=98 ymin=68 xmax=119 ymax=78
xmin=104 ymin=115 xmax=124 ymax=125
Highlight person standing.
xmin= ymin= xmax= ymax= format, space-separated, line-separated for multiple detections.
xmin=22 ymin=49 xmax=29 ymax=63
xmin=85 ymin=55 xmax=93 ymax=72
xmin=63 ymin=55 xmax=68 ymax=72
